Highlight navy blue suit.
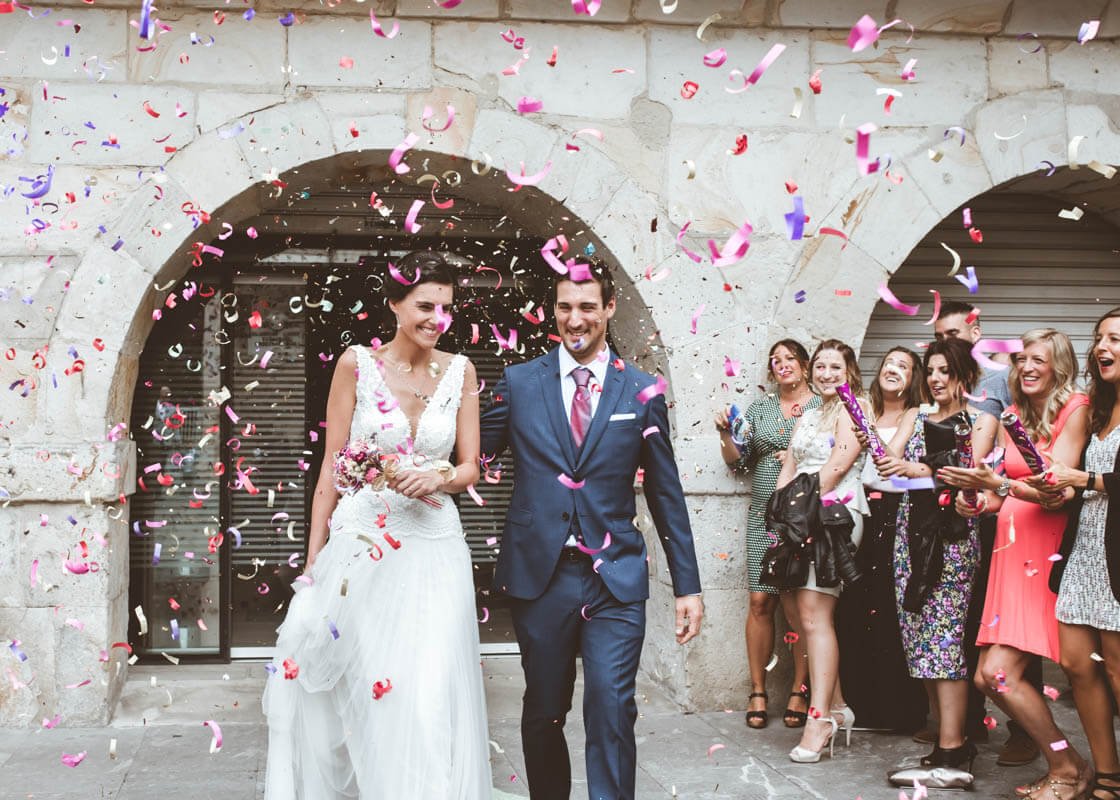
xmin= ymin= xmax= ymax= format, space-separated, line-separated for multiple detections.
xmin=480 ymin=347 xmax=701 ymax=800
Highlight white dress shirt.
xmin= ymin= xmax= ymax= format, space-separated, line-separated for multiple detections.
xmin=558 ymin=345 xmax=609 ymax=545
xmin=558 ymin=344 xmax=608 ymax=421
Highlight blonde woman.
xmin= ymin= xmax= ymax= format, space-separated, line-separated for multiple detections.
xmin=942 ymin=328 xmax=1091 ymax=798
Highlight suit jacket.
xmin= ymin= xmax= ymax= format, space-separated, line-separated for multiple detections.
xmin=479 ymin=347 xmax=702 ymax=603
xmin=1050 ymin=437 xmax=1120 ymax=602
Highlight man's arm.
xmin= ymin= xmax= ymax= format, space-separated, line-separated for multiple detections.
xmin=480 ymin=369 xmax=512 ymax=463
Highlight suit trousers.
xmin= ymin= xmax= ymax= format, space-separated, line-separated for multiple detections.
xmin=511 ymin=554 xmax=646 ymax=800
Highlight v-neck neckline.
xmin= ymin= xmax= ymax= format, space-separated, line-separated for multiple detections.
xmin=373 ymin=352 xmax=456 ymax=443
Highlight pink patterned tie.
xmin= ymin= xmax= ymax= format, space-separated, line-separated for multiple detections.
xmin=570 ymin=367 xmax=592 ymax=447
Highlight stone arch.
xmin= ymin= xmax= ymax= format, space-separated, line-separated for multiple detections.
xmin=766 ymin=87 xmax=1120 ymax=353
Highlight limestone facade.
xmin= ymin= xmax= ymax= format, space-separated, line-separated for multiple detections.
xmin=1 ymin=1 xmax=1119 ymax=724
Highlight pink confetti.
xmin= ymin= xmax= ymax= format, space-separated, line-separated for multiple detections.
xmin=637 ymin=375 xmax=668 ymax=405
xmin=877 ymin=284 xmax=919 ymax=315
xmin=707 ymin=220 xmax=753 ymax=267
xmin=1050 ymin=739 xmax=1069 ymax=751
xmin=847 ymin=14 xmax=879 ymax=51
xmin=29 ymin=559 xmax=38 ymax=587
xmin=61 ymin=751 xmax=86 ymax=768
xmin=434 ymin=304 xmax=453 ymax=333
xmin=576 ymin=531 xmax=612 ymax=555
xmin=566 ymin=128 xmax=604 ymax=151
xmin=506 ymin=161 xmax=553 ymax=186
xmin=819 ymin=227 xmax=849 ymax=248
xmin=1043 ymin=685 xmax=1059 ymax=701
xmin=971 ymin=338 xmax=1023 ymax=372
xmin=467 ymin=484 xmax=486 ymax=506
xmin=900 ymin=57 xmax=917 ymax=80
xmin=690 ymin=304 xmax=705 ymax=334
xmin=642 ymin=426 xmax=660 ymax=439
xmin=204 ymin=719 xmax=223 ymax=753
xmin=724 ymin=356 xmax=740 ymax=377
xmin=855 ymin=122 xmax=880 ymax=175
xmin=707 ymin=743 xmax=726 ymax=758
xmin=369 ymin=9 xmax=399 ymax=39
xmin=421 ymin=104 xmax=455 ymax=133
xmin=558 ymin=473 xmax=586 ymax=490
xmin=388 ymin=132 xmax=419 ymax=175
xmin=571 ymin=0 xmax=601 ymax=16
xmin=924 ymin=289 xmax=941 ymax=325
xmin=702 ymin=48 xmax=727 ymax=67
xmin=675 ymin=221 xmax=703 ymax=263
xmin=516 ymin=96 xmax=543 ymax=114
xmin=744 ymin=43 xmax=786 ymax=86
xmin=404 ymin=199 xmax=424 ymax=234
xmin=541 ymin=235 xmax=570 ymax=274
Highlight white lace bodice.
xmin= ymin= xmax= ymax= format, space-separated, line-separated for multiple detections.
xmin=330 ymin=346 xmax=467 ymax=539
xmin=790 ymin=405 xmax=869 ymax=514
xmin=351 ymin=346 xmax=465 ymax=463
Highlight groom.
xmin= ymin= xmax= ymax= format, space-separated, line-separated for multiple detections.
xmin=481 ymin=262 xmax=703 ymax=800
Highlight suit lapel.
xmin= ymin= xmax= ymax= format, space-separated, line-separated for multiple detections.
xmin=574 ymin=354 xmax=625 ymax=473
xmin=539 ymin=350 xmax=578 ymax=468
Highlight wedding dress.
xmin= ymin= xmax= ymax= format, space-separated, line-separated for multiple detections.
xmin=263 ymin=346 xmax=495 ymax=799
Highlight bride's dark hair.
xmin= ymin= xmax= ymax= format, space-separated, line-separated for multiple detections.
xmin=383 ymin=251 xmax=456 ymax=303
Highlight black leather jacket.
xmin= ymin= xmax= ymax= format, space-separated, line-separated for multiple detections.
xmin=761 ymin=471 xmax=861 ymax=590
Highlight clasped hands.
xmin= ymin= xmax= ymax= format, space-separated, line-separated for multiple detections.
xmin=387 ymin=468 xmax=447 ymax=498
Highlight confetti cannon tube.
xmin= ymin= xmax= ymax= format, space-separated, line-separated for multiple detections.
xmin=1000 ymin=410 xmax=1047 ymax=475
xmin=836 ymin=383 xmax=885 ymax=458
xmin=954 ymin=422 xmax=979 ymax=508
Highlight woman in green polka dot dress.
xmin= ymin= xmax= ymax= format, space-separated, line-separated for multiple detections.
xmin=716 ymin=340 xmax=820 ymax=730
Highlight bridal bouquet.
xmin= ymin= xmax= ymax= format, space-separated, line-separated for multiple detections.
xmin=333 ymin=438 xmax=444 ymax=508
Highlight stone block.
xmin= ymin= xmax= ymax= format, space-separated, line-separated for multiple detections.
xmin=1050 ymin=39 xmax=1120 ymax=95
xmin=434 ymin=22 xmax=647 ymax=121
xmin=125 ymin=12 xmax=286 ymax=92
xmin=26 ymin=82 xmax=198 ymax=168
xmin=1067 ymin=103 xmax=1120 ymax=167
xmin=0 ymin=512 xmax=20 ymax=608
xmin=892 ymin=0 xmax=1012 ymax=35
xmin=587 ymin=180 xmax=669 ymax=280
xmin=0 ymin=607 xmax=59 ymax=725
xmin=16 ymin=504 xmax=121 ymax=613
xmin=289 ymin=17 xmax=432 ymax=90
xmin=988 ymin=38 xmax=1051 ymax=97
xmin=506 ymin=0 xmax=631 ymax=23
xmin=770 ymin=236 xmax=889 ymax=350
xmin=682 ymin=584 xmax=748 ymax=710
xmin=0 ymin=255 xmax=76 ymax=341
xmin=403 ymin=87 xmax=477 ymax=159
xmin=398 ymin=0 xmax=500 ymax=17
xmin=1 ymin=439 xmax=132 ymax=503
xmin=648 ymin=28 xmax=810 ymax=128
xmin=1002 ymin=0 xmax=1110 ymax=38
xmin=811 ymin=31 xmax=989 ymax=128
xmin=901 ymin=126 xmax=994 ymax=220
xmin=232 ymin=96 xmax=337 ymax=184
xmin=466 ymin=108 xmax=561 ymax=181
xmin=974 ymin=89 xmax=1068 ymax=186
xmin=0 ymin=10 xmax=128 ymax=84
xmin=664 ymin=126 xmax=858 ymax=241
xmin=55 ymin=605 xmax=115 ymax=725
xmin=53 ymin=244 xmax=155 ymax=354
xmin=530 ymin=137 xmax=630 ymax=230
xmin=196 ymin=91 xmax=287 ymax=134
xmin=165 ymin=130 xmax=259 ymax=217
xmin=774 ymin=0 xmax=890 ymax=29
xmin=634 ymin=0 xmax=764 ymax=25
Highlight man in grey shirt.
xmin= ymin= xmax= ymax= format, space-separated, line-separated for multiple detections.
xmin=933 ymin=301 xmax=1012 ymax=417
xmin=932 ymin=300 xmax=1040 ymax=769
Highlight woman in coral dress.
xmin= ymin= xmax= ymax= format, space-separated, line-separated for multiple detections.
xmin=942 ymin=328 xmax=1092 ymax=799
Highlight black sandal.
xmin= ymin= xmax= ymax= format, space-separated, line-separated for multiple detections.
xmin=746 ymin=691 xmax=769 ymax=729
xmin=1092 ymin=771 xmax=1120 ymax=799
xmin=783 ymin=688 xmax=809 ymax=728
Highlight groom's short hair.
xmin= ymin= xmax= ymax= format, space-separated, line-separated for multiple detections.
xmin=552 ymin=258 xmax=615 ymax=308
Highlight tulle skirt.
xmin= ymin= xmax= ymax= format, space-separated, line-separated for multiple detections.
xmin=263 ymin=488 xmax=492 ymax=799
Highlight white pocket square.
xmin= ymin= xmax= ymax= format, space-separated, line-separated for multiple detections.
xmin=609 ymin=412 xmax=637 ymax=421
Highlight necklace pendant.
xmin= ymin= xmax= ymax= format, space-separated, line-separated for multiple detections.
xmin=427 ymin=361 xmax=441 ymax=378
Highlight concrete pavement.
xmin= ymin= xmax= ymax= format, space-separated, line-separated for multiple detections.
xmin=1 ymin=657 xmax=1113 ymax=799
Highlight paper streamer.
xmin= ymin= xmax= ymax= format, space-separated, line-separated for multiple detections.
xmin=924 ymin=289 xmax=942 ymax=325
xmin=784 ymin=196 xmax=805 ymax=240
xmin=877 ymin=284 xmax=919 ymax=315
xmin=744 ymin=43 xmax=786 ymax=86
xmin=637 ymin=375 xmax=667 ymax=405
xmin=404 ymin=199 xmax=424 ymax=234
xmin=388 ymin=133 xmax=418 ymax=174
xmin=941 ymin=242 xmax=963 ymax=276
xmin=575 ymin=531 xmax=611 ymax=555
xmin=847 ymin=14 xmax=879 ymax=51
xmin=557 ymin=473 xmax=585 ymax=490
xmin=972 ymin=339 xmax=1023 ymax=372
xmin=855 ymin=122 xmax=880 ymax=175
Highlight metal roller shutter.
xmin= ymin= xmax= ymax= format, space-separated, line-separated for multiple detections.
xmin=860 ymin=192 xmax=1120 ymax=382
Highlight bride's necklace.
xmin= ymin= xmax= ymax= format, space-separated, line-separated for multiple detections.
xmin=378 ymin=350 xmax=442 ymax=402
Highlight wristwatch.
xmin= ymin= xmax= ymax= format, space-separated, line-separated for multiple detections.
xmin=995 ymin=477 xmax=1011 ymax=497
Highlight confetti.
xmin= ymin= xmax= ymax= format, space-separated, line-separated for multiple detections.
xmin=637 ymin=376 xmax=668 ymax=405
xmin=557 ymin=473 xmax=585 ymax=490
xmin=877 ymin=284 xmax=920 ymax=316
xmin=971 ymin=338 xmax=1023 ymax=372
xmin=369 ymin=9 xmax=399 ymax=39
xmin=1078 ymin=20 xmax=1101 ymax=44
xmin=855 ymin=123 xmax=880 ymax=175
xmin=61 ymin=751 xmax=87 ymax=768
xmin=707 ymin=743 xmax=726 ymax=758
xmin=203 ymin=720 xmax=223 ymax=753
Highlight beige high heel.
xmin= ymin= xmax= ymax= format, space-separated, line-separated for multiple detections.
xmin=830 ymin=705 xmax=855 ymax=748
xmin=789 ymin=717 xmax=838 ymax=763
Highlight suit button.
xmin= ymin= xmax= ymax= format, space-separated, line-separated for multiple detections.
xmin=561 ymin=512 xmax=570 ymax=521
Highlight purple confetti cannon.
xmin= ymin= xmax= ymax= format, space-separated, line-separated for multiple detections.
xmin=836 ymin=382 xmax=886 ymax=459
xmin=1000 ymin=410 xmax=1047 ymax=475
xmin=954 ymin=422 xmax=979 ymax=508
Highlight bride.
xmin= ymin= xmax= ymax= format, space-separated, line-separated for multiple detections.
xmin=263 ymin=251 xmax=495 ymax=798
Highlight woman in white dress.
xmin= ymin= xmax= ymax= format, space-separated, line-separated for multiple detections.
xmin=263 ymin=251 xmax=493 ymax=799
xmin=773 ymin=339 xmax=869 ymax=763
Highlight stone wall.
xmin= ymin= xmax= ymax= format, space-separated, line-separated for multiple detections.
xmin=1 ymin=0 xmax=1119 ymax=724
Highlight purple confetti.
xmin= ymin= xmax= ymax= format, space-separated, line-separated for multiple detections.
xmin=9 ymin=640 xmax=28 ymax=662
xmin=784 ymin=195 xmax=805 ymax=240
xmin=278 ymin=12 xmax=296 ymax=26
xmin=794 ymin=290 xmax=807 ymax=303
